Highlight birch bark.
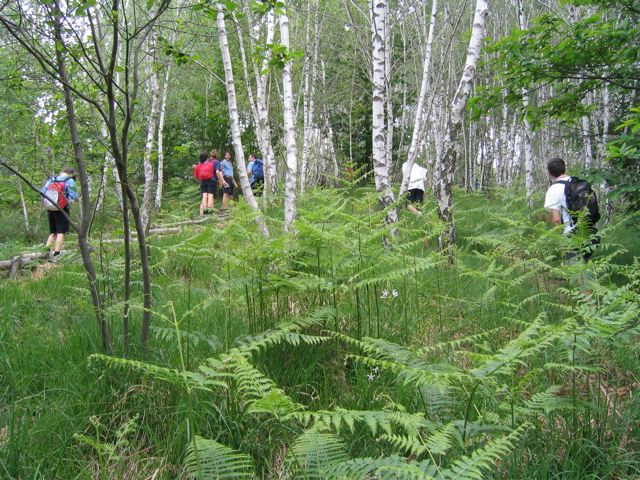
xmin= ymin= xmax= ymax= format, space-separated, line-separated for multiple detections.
xmin=216 ymin=4 xmax=269 ymax=237
xmin=370 ymin=0 xmax=397 ymax=224
xmin=154 ymin=64 xmax=170 ymax=210
xmin=279 ymin=4 xmax=299 ymax=232
xmin=435 ymin=0 xmax=488 ymax=251
xmin=517 ymin=0 xmax=534 ymax=208
xmin=141 ymin=27 xmax=161 ymax=232
xmin=399 ymin=0 xmax=438 ymax=198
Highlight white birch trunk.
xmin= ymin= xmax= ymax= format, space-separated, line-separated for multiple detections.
xmin=582 ymin=110 xmax=593 ymax=168
xmin=247 ymin=2 xmax=277 ymax=198
xmin=154 ymin=63 xmax=171 ymax=211
xmin=300 ymin=0 xmax=313 ymax=193
xmin=370 ymin=0 xmax=397 ymax=225
xmin=217 ymin=5 xmax=269 ymax=237
xmin=399 ymin=0 xmax=438 ymax=198
xmin=16 ymin=178 xmax=29 ymax=229
xmin=384 ymin=8 xmax=393 ymax=173
xmin=141 ymin=27 xmax=161 ymax=232
xmin=435 ymin=0 xmax=488 ymax=250
xmin=279 ymin=5 xmax=299 ymax=232
xmin=517 ymin=0 xmax=534 ymax=208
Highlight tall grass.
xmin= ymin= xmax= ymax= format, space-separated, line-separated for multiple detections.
xmin=0 ymin=186 xmax=638 ymax=478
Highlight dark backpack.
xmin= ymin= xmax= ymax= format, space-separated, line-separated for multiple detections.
xmin=196 ymin=161 xmax=214 ymax=181
xmin=555 ymin=177 xmax=601 ymax=229
xmin=252 ymin=159 xmax=264 ymax=180
xmin=42 ymin=177 xmax=69 ymax=211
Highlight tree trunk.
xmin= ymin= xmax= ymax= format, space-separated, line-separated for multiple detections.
xmin=16 ymin=178 xmax=29 ymax=229
xmin=53 ymin=3 xmax=112 ymax=353
xmin=216 ymin=5 xmax=269 ymax=237
xmin=280 ymin=5 xmax=299 ymax=233
xmin=399 ymin=0 xmax=438 ymax=198
xmin=370 ymin=0 xmax=397 ymax=225
xmin=154 ymin=63 xmax=171 ymax=211
xmin=517 ymin=0 xmax=534 ymax=208
xmin=435 ymin=0 xmax=488 ymax=253
xmin=142 ymin=27 xmax=161 ymax=232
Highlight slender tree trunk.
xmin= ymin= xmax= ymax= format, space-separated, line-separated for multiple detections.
xmin=399 ymin=0 xmax=438 ymax=197
xmin=370 ymin=0 xmax=397 ymax=225
xmin=280 ymin=5 xmax=299 ymax=233
xmin=435 ymin=0 xmax=488 ymax=253
xmin=517 ymin=0 xmax=534 ymax=208
xmin=245 ymin=1 xmax=277 ymax=198
xmin=53 ymin=3 xmax=112 ymax=353
xmin=142 ymin=27 xmax=161 ymax=232
xmin=217 ymin=5 xmax=269 ymax=237
xmin=16 ymin=178 xmax=29 ymax=229
xmin=154 ymin=63 xmax=171 ymax=211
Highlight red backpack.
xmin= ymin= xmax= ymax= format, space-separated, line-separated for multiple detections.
xmin=42 ymin=178 xmax=68 ymax=211
xmin=194 ymin=161 xmax=214 ymax=181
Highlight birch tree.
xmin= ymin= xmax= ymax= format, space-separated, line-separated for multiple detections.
xmin=370 ymin=0 xmax=397 ymax=224
xmin=399 ymin=0 xmax=438 ymax=198
xmin=517 ymin=0 xmax=534 ymax=208
xmin=435 ymin=0 xmax=488 ymax=251
xmin=216 ymin=4 xmax=269 ymax=237
xmin=141 ymin=26 xmax=161 ymax=232
xmin=279 ymin=2 xmax=299 ymax=232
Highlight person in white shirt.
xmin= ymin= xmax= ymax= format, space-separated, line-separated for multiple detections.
xmin=544 ymin=157 xmax=574 ymax=235
xmin=402 ymin=161 xmax=428 ymax=215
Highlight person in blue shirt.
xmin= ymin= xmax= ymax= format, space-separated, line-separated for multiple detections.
xmin=41 ymin=167 xmax=79 ymax=258
xmin=220 ymin=151 xmax=238 ymax=212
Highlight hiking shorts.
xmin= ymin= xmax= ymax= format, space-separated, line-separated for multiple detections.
xmin=200 ymin=179 xmax=217 ymax=194
xmin=408 ymin=189 xmax=424 ymax=203
xmin=222 ymin=176 xmax=234 ymax=195
xmin=48 ymin=208 xmax=70 ymax=234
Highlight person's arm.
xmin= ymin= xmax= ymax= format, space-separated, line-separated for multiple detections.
xmin=65 ymin=178 xmax=79 ymax=202
xmin=217 ymin=167 xmax=227 ymax=187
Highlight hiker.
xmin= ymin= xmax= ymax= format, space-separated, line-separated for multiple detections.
xmin=401 ymin=161 xmax=428 ymax=215
xmin=193 ymin=151 xmax=218 ymax=216
xmin=249 ymin=153 xmax=264 ymax=194
xmin=220 ymin=150 xmax=238 ymax=212
xmin=544 ymin=157 xmax=600 ymax=261
xmin=246 ymin=154 xmax=255 ymax=185
xmin=41 ymin=167 xmax=78 ymax=259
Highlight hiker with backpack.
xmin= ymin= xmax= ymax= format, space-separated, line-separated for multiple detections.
xmin=248 ymin=153 xmax=264 ymax=194
xmin=193 ymin=151 xmax=222 ymax=216
xmin=220 ymin=150 xmax=238 ymax=212
xmin=41 ymin=167 xmax=78 ymax=259
xmin=545 ymin=158 xmax=601 ymax=261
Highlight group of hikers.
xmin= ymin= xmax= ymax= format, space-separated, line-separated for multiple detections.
xmin=40 ymin=156 xmax=599 ymax=263
xmin=192 ymin=149 xmax=264 ymax=216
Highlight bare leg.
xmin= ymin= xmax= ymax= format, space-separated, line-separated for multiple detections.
xmin=222 ymin=193 xmax=230 ymax=210
xmin=206 ymin=193 xmax=214 ymax=211
xmin=46 ymin=233 xmax=57 ymax=248
xmin=407 ymin=204 xmax=422 ymax=216
xmin=54 ymin=233 xmax=64 ymax=253
xmin=200 ymin=194 xmax=206 ymax=216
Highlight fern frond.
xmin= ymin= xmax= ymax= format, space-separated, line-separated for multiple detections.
xmin=325 ymin=455 xmax=438 ymax=480
xmin=182 ymin=435 xmax=254 ymax=479
xmin=286 ymin=430 xmax=348 ymax=479
xmin=287 ymin=409 xmax=430 ymax=437
xmin=439 ymin=422 xmax=530 ymax=480
xmin=151 ymin=326 xmax=220 ymax=350
xmin=89 ymin=354 xmax=226 ymax=391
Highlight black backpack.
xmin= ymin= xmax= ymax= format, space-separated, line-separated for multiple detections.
xmin=555 ymin=177 xmax=601 ymax=229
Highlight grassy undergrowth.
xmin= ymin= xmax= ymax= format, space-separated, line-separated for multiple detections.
xmin=1 ymin=186 xmax=639 ymax=479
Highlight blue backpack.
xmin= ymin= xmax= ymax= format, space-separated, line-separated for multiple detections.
xmin=252 ymin=159 xmax=264 ymax=180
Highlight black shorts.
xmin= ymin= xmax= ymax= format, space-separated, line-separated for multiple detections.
xmin=200 ymin=179 xmax=217 ymax=194
xmin=222 ymin=177 xmax=234 ymax=195
xmin=48 ymin=208 xmax=70 ymax=234
xmin=408 ymin=189 xmax=424 ymax=203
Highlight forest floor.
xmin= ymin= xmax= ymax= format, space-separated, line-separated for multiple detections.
xmin=1 ymin=184 xmax=639 ymax=479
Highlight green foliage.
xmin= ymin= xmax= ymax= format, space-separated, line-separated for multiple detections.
xmin=183 ymin=435 xmax=254 ymax=479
